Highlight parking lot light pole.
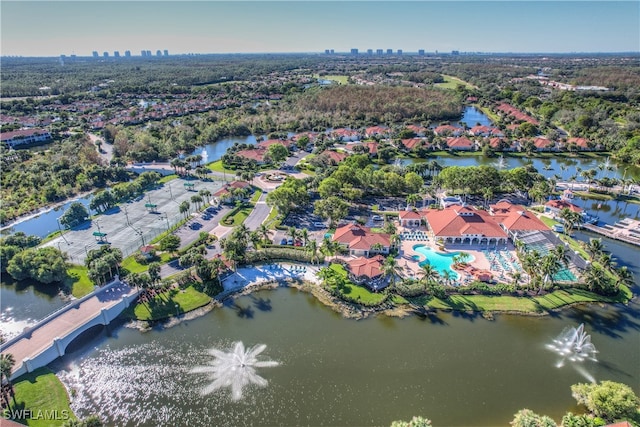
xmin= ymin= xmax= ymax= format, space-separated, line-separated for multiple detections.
xmin=162 ymin=213 xmax=170 ymax=231
xmin=56 ymin=217 xmax=69 ymax=244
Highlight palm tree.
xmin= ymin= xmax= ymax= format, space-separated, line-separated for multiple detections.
xmin=199 ymin=189 xmax=212 ymax=204
xmin=257 ymin=223 xmax=272 ymax=244
xmin=585 ymin=238 xmax=605 ymax=261
xmin=598 ymin=252 xmax=616 ymax=272
xmin=179 ymin=200 xmax=190 ymax=219
xmin=615 ymin=266 xmax=634 ymax=289
xmin=511 ymin=271 xmax=522 ymax=288
xmin=321 ymin=237 xmax=338 ymax=261
xmin=300 ymin=228 xmax=309 ymax=246
xmin=406 ymin=193 xmax=421 ymax=208
xmin=551 ymin=244 xmax=570 ymax=268
xmin=249 ymin=231 xmax=262 ymax=249
xmin=191 ymin=195 xmax=203 ymax=210
xmin=559 ymin=208 xmax=582 ymax=236
xmin=307 ymin=240 xmax=319 ymax=265
xmin=383 ymin=219 xmax=397 ymax=235
xmin=483 ymin=187 xmax=494 ymax=209
xmin=540 ymin=254 xmax=561 ymax=291
xmin=0 ymin=353 xmax=16 ymax=406
xmin=287 ymin=226 xmax=300 ymax=244
xmin=419 ymin=263 xmax=439 ymax=287
xmin=382 ymin=256 xmax=402 ymax=290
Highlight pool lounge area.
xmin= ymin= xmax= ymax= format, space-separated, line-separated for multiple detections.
xmin=412 ymin=244 xmax=476 ymax=280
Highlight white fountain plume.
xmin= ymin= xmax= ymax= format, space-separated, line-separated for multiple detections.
xmin=546 ymin=324 xmax=598 ymax=381
xmin=495 ymin=155 xmax=506 ymax=170
xmin=190 ymin=341 xmax=279 ymax=401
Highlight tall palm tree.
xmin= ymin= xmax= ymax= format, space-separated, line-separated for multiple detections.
xmin=300 ymin=228 xmax=309 ymax=246
xmin=551 ymin=245 xmax=570 ymax=268
xmin=321 ymin=237 xmax=338 ymax=261
xmin=540 ymin=254 xmax=561 ymax=291
xmin=419 ymin=263 xmax=439 ymax=287
xmin=382 ymin=256 xmax=402 ymax=290
xmin=257 ymin=223 xmax=271 ymax=244
xmin=0 ymin=353 xmax=16 ymax=406
xmin=307 ymin=240 xmax=319 ymax=265
xmin=598 ymin=252 xmax=616 ymax=272
xmin=585 ymin=238 xmax=605 ymax=261
xmin=179 ymin=200 xmax=190 ymax=219
xmin=406 ymin=193 xmax=421 ymax=208
xmin=615 ymin=266 xmax=634 ymax=289
xmin=287 ymin=226 xmax=300 ymax=244
xmin=511 ymin=271 xmax=522 ymax=288
xmin=191 ymin=195 xmax=203 ymax=210
xmin=559 ymin=208 xmax=582 ymax=236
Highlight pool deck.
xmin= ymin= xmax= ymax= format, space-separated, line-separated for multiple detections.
xmin=398 ymin=226 xmax=518 ymax=284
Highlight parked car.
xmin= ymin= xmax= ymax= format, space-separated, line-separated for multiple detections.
xmin=313 ymin=222 xmax=326 ymax=228
xmin=280 ymin=238 xmax=288 ymax=245
xmin=294 ymin=240 xmax=303 ymax=247
xmin=287 ymin=238 xmax=294 ymax=245
xmin=372 ymin=215 xmax=383 ymax=221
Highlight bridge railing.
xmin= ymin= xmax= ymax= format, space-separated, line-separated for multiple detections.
xmin=0 ymin=278 xmax=124 ymax=352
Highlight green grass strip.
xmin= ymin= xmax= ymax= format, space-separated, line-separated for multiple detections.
xmin=6 ymin=367 xmax=76 ymax=426
xmin=131 ymin=285 xmax=211 ymax=321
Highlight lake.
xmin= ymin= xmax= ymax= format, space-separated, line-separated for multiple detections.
xmin=47 ymin=231 xmax=639 ymax=427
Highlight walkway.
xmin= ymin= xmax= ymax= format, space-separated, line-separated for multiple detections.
xmin=0 ymin=280 xmax=137 ymax=380
xmin=581 ymin=218 xmax=640 ymax=247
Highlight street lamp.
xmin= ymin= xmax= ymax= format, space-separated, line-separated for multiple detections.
xmin=167 ymin=182 xmax=174 ymax=200
xmin=175 ymin=303 xmax=179 ymax=317
xmin=123 ymin=206 xmax=130 ymax=225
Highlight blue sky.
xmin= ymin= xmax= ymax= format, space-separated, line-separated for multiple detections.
xmin=1 ymin=1 xmax=638 ymax=56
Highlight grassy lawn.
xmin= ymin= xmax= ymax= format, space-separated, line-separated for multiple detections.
xmin=7 ymin=367 xmax=75 ymax=426
xmin=328 ymin=264 xmax=387 ymax=305
xmin=222 ymin=203 xmax=254 ymax=226
xmin=313 ymin=74 xmax=349 ymax=84
xmin=206 ymin=160 xmax=236 ymax=175
xmin=131 ymin=285 xmax=211 ymax=321
xmin=573 ymin=191 xmax=614 ymax=201
xmin=250 ymin=188 xmax=263 ymax=203
xmin=426 ymin=286 xmax=632 ymax=313
xmin=473 ymin=104 xmax=501 ymax=122
xmin=436 ymin=74 xmax=476 ymax=90
xmin=121 ymin=252 xmax=175 ymax=274
xmin=65 ymin=264 xmax=94 ymax=298
xmin=158 ymin=174 xmax=178 ymax=184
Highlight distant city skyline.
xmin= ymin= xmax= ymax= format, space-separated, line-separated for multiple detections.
xmin=1 ymin=1 xmax=638 ymax=57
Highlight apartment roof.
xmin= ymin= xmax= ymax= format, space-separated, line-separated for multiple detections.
xmin=423 ymin=206 xmax=507 ymax=238
xmin=347 ymin=255 xmax=385 ymax=279
xmin=332 ymin=224 xmax=391 ymax=249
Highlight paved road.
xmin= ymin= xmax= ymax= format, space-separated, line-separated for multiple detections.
xmin=88 ymin=132 xmax=113 ymax=164
xmin=244 ymin=191 xmax=272 ymax=231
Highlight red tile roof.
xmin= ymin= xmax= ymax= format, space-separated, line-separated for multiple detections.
xmin=423 ymin=206 xmax=507 ymax=239
xmin=567 ymin=137 xmax=589 ymax=149
xmin=236 ymin=148 xmax=267 ymax=162
xmin=434 ymin=124 xmax=462 ymax=135
xmin=320 ymin=150 xmax=348 ymax=164
xmin=446 ymin=136 xmax=474 ymax=149
xmin=345 ymin=141 xmax=379 ymax=155
xmin=0 ymin=128 xmax=50 ymax=141
xmin=399 ymin=210 xmax=422 ymax=220
xmin=533 ymin=137 xmax=554 ymax=149
xmin=490 ymin=202 xmax=550 ymax=232
xmin=545 ymin=199 xmax=583 ymax=213
xmin=400 ymin=138 xmax=425 ymax=150
xmin=347 ymin=255 xmax=385 ymax=279
xmin=332 ymin=224 xmax=391 ymax=250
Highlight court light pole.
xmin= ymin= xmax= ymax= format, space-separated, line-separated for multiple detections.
xmin=56 ymin=217 xmax=69 ymax=244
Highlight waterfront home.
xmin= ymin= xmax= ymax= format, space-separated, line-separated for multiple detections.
xmin=434 ymin=124 xmax=463 ymax=136
xmin=346 ymin=255 xmax=387 ymax=288
xmin=406 ymin=125 xmax=428 ymax=137
xmin=330 ymin=128 xmax=360 ymax=142
xmin=235 ymin=148 xmax=268 ymax=164
xmin=533 ymin=137 xmax=556 ymax=152
xmin=446 ymin=136 xmax=475 ymax=150
xmin=399 ymin=138 xmax=432 ymax=152
xmin=544 ymin=199 xmax=583 ymax=216
xmin=345 ymin=141 xmax=379 ymax=156
xmin=365 ymin=125 xmax=390 ymax=138
xmin=332 ymin=224 xmax=392 ymax=257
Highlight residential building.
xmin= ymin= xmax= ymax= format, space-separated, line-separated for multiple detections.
xmin=346 ymin=255 xmax=387 ymax=289
xmin=1 ymin=128 xmax=52 ymax=148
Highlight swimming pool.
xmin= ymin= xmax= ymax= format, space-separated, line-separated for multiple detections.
xmin=412 ymin=245 xmax=475 ymax=279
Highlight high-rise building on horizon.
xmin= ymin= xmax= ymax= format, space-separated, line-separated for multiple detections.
xmin=114 ymin=51 xmax=120 ymax=58
xmin=103 ymin=51 xmax=109 ymax=58
xmin=146 ymin=50 xmax=152 ymax=57
xmin=141 ymin=50 xmax=147 ymax=57
xmin=350 ymin=48 xmax=358 ymax=55
xmin=156 ymin=50 xmax=162 ymax=57
xmin=163 ymin=50 xmax=169 ymax=56
xmin=376 ymin=49 xmax=383 ymax=55
xmin=386 ymin=49 xmax=393 ymax=55
xmin=397 ymin=49 xmax=402 ymax=55
xmin=92 ymin=51 xmax=99 ymax=58
xmin=125 ymin=50 xmax=131 ymax=58
xmin=418 ymin=49 xmax=425 ymax=56
xmin=367 ymin=49 xmax=373 ymax=55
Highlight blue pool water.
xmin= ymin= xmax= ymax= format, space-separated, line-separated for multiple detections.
xmin=413 ymin=245 xmax=475 ymax=279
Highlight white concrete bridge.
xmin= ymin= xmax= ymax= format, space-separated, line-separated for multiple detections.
xmin=0 ymin=279 xmax=139 ymax=380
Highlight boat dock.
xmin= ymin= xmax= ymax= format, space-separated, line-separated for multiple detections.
xmin=580 ymin=217 xmax=640 ymax=247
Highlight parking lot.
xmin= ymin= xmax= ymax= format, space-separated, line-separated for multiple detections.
xmin=44 ymin=178 xmax=225 ymax=265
